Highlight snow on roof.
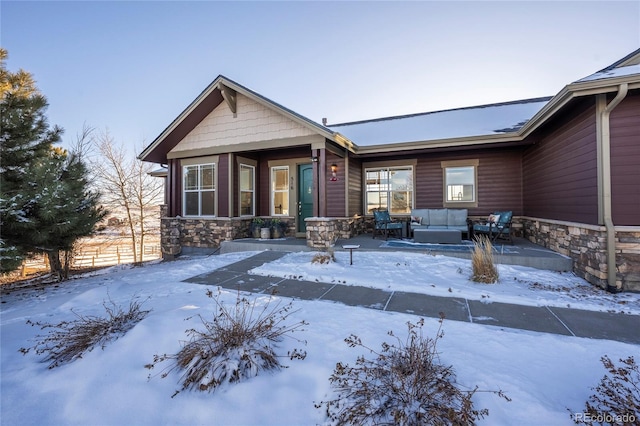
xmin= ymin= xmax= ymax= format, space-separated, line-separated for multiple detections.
xmin=576 ymin=63 xmax=640 ymax=83
xmin=327 ymin=97 xmax=551 ymax=146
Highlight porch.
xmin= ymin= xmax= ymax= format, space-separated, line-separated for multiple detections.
xmin=219 ymin=234 xmax=573 ymax=272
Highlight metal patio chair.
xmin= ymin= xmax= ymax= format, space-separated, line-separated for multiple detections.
xmin=372 ymin=208 xmax=403 ymax=240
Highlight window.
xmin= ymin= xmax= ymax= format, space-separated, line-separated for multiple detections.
xmin=365 ymin=166 xmax=413 ymax=214
xmin=183 ymin=163 xmax=215 ymax=216
xmin=239 ymin=164 xmax=255 ymax=216
xmin=271 ymin=166 xmax=289 ymax=215
xmin=442 ymin=160 xmax=478 ymax=207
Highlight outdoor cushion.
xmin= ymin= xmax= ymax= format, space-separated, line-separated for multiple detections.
xmin=411 ymin=209 xmax=430 ymax=226
xmin=428 ymin=209 xmax=448 ymax=226
xmin=448 ymin=209 xmax=468 ymax=226
xmin=494 ymin=211 xmax=512 ymax=225
xmin=411 ymin=215 xmax=422 ymax=225
xmin=489 ymin=213 xmax=501 ymax=223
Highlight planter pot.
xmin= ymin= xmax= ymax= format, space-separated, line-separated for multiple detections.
xmin=252 ymin=228 xmax=261 ymax=238
xmin=260 ymin=227 xmax=271 ymax=239
xmin=272 ymin=228 xmax=282 ymax=239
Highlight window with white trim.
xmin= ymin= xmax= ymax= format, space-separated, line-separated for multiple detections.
xmin=271 ymin=166 xmax=289 ymax=215
xmin=183 ymin=163 xmax=215 ymax=216
xmin=239 ymin=164 xmax=255 ymax=216
xmin=365 ymin=166 xmax=413 ymax=214
xmin=444 ymin=165 xmax=476 ymax=204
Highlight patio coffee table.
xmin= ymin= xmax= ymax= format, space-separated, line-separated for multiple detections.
xmin=414 ymin=229 xmax=462 ymax=244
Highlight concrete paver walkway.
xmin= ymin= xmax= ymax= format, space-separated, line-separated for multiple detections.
xmin=184 ymin=251 xmax=640 ymax=345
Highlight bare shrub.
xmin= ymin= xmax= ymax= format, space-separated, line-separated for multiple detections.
xmin=20 ymin=297 xmax=150 ymax=368
xmin=312 ymin=248 xmax=336 ymax=264
xmin=574 ymin=355 xmax=639 ymax=425
xmin=147 ymin=289 xmax=307 ymax=395
xmin=471 ymin=236 xmax=499 ymax=284
xmin=316 ymin=316 xmax=510 ymax=425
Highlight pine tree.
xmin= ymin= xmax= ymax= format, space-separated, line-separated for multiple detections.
xmin=1 ymin=48 xmax=105 ymax=278
xmin=20 ymin=147 xmax=105 ymax=279
xmin=1 ymin=48 xmax=61 ymax=272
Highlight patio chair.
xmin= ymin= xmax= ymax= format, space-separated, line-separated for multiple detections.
xmin=472 ymin=211 xmax=513 ymax=243
xmin=372 ymin=208 xmax=403 ymax=240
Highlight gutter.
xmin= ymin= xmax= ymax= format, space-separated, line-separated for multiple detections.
xmin=599 ymin=83 xmax=628 ymax=292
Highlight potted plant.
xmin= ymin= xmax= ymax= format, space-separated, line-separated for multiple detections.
xmin=270 ymin=219 xmax=286 ymax=239
xmin=251 ymin=218 xmax=265 ymax=238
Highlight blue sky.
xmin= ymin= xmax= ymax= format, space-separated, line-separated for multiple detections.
xmin=2 ymin=1 xmax=639 ymax=154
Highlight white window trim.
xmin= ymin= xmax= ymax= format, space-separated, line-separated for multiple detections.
xmin=239 ymin=163 xmax=255 ymax=217
xmin=182 ymin=162 xmax=217 ymax=217
xmin=271 ymin=166 xmax=289 ymax=216
xmin=364 ymin=165 xmax=415 ymax=215
xmin=441 ymin=159 xmax=479 ymax=208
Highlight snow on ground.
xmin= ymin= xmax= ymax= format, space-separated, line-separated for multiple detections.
xmin=251 ymin=251 xmax=640 ymax=314
xmin=1 ymin=250 xmax=639 ymax=426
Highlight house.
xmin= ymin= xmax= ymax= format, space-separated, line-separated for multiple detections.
xmin=139 ymin=49 xmax=640 ymax=292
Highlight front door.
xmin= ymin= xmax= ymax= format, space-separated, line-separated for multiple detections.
xmin=297 ymin=164 xmax=313 ymax=232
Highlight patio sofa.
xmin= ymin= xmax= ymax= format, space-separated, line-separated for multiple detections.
xmin=410 ymin=209 xmax=470 ymax=237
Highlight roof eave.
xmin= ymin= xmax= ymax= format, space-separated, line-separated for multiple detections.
xmin=354 ymin=133 xmax=521 ymax=155
xmin=139 ymin=76 xmax=345 ymax=163
xmin=519 ymin=74 xmax=640 ymax=138
xmin=138 ymin=76 xmax=225 ymax=163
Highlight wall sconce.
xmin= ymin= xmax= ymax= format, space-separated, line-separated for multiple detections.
xmin=311 ymin=156 xmax=319 ymax=162
xmin=330 ymin=163 xmax=338 ymax=181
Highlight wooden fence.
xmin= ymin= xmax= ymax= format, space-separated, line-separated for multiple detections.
xmin=18 ymin=237 xmax=162 ymax=277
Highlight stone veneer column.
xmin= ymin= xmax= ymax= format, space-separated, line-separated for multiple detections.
xmin=304 ymin=216 xmax=366 ymax=248
xmin=521 ymin=217 xmax=640 ymax=292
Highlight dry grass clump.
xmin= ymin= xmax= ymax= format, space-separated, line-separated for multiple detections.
xmin=574 ymin=355 xmax=640 ymax=425
xmin=147 ymin=289 xmax=307 ymax=395
xmin=312 ymin=248 xmax=336 ymax=264
xmin=316 ymin=316 xmax=510 ymax=425
xmin=20 ymin=297 xmax=150 ymax=369
xmin=471 ymin=236 xmax=499 ymax=284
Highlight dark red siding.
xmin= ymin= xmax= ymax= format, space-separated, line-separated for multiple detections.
xmin=326 ymin=152 xmax=346 ymax=217
xmin=523 ymin=100 xmax=598 ymax=224
xmin=348 ymin=155 xmax=363 ymax=216
xmin=610 ymin=92 xmax=640 ymax=226
xmin=218 ymin=154 xmax=229 ymax=217
xmin=414 ymin=149 xmax=523 ymax=216
xmin=168 ymin=159 xmax=181 ymax=217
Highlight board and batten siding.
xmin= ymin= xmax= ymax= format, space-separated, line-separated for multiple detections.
xmin=414 ymin=149 xmax=523 ymax=216
xmin=610 ymin=91 xmax=640 ymax=226
xmin=522 ymin=100 xmax=598 ymax=224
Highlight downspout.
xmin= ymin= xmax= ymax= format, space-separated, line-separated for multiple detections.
xmin=599 ymin=83 xmax=628 ymax=292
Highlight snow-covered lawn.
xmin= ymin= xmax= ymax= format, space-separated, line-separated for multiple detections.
xmin=1 ymin=250 xmax=638 ymax=425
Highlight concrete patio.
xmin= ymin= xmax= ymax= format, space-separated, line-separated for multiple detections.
xmin=220 ymin=234 xmax=573 ymax=272
xmin=185 ymin=250 xmax=640 ymax=345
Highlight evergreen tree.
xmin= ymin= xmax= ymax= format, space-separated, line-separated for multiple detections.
xmin=20 ymin=147 xmax=105 ymax=279
xmin=1 ymin=48 xmax=105 ymax=278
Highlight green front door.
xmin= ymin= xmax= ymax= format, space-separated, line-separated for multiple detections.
xmin=297 ymin=164 xmax=314 ymax=232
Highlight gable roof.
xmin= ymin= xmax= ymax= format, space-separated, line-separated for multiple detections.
xmin=139 ymin=75 xmax=342 ymax=163
xmin=140 ymin=49 xmax=640 ymax=163
xmin=597 ymin=48 xmax=640 ymax=72
xmin=327 ymin=97 xmax=551 ymax=147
